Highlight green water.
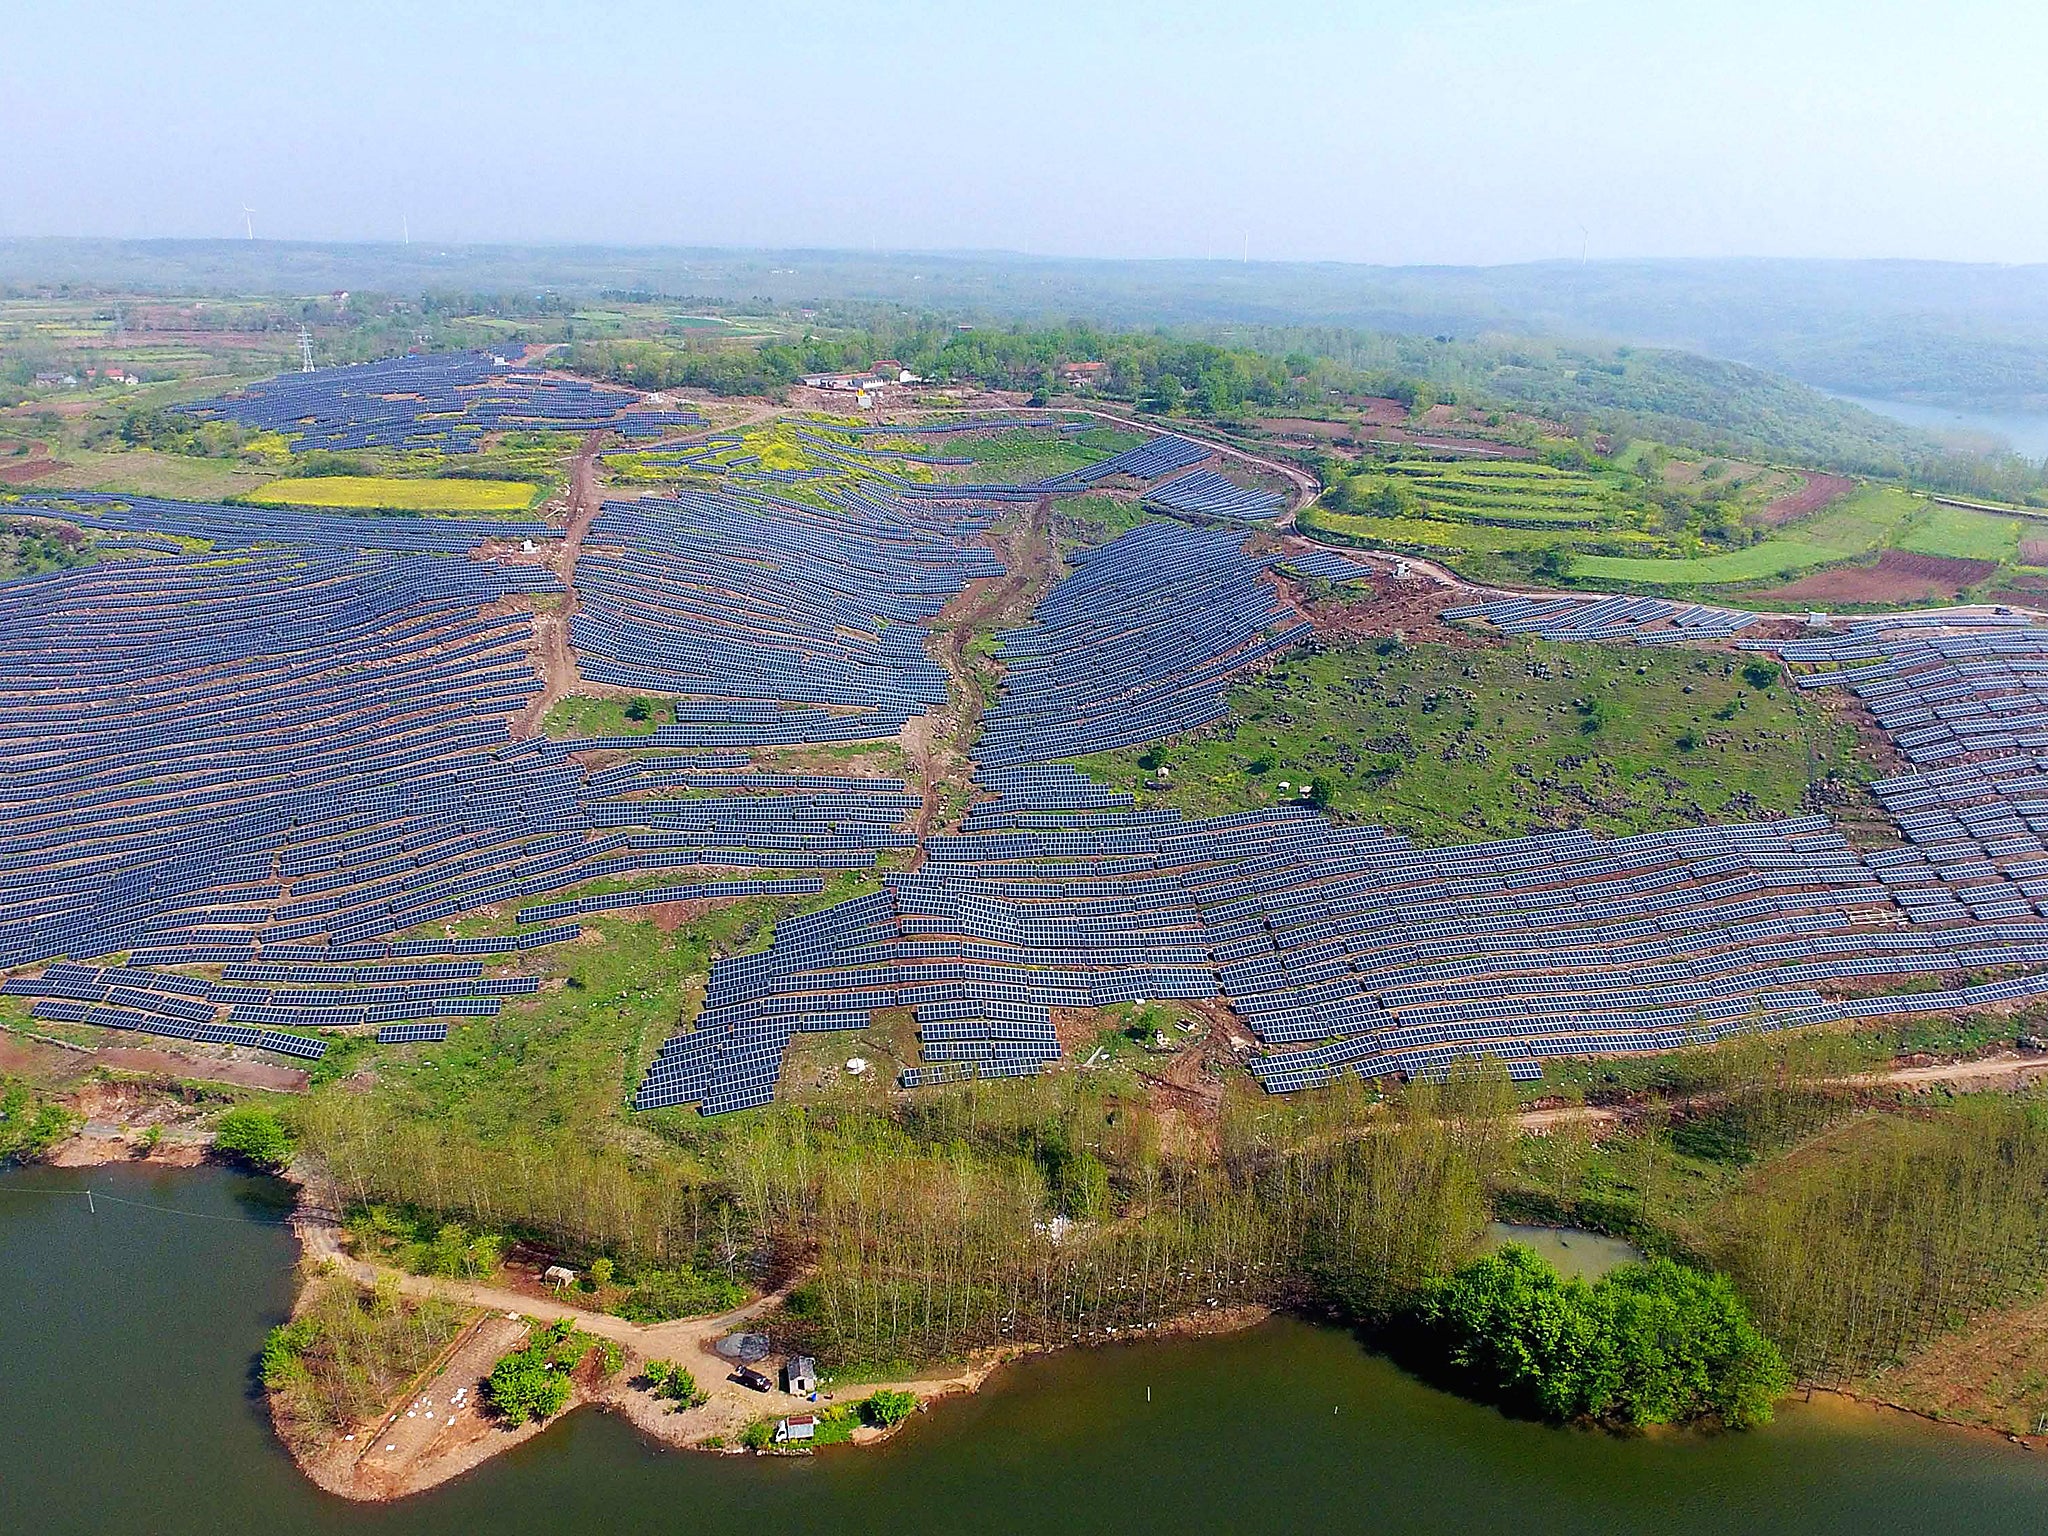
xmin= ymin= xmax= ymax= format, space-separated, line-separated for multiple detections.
xmin=1484 ymin=1220 xmax=1644 ymax=1281
xmin=7 ymin=1164 xmax=2048 ymax=1536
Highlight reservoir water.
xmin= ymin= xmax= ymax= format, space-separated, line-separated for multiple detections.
xmin=1831 ymin=392 xmax=2048 ymax=461
xmin=7 ymin=1162 xmax=2048 ymax=1536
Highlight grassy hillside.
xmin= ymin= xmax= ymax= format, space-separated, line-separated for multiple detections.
xmin=1071 ymin=639 xmax=1857 ymax=843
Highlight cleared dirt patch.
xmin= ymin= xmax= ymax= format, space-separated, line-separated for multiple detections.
xmin=1296 ymin=571 xmax=1497 ymax=648
xmin=1750 ymin=548 xmax=1997 ymax=605
xmin=96 ymin=1045 xmax=312 ymax=1091
xmin=1755 ymin=471 xmax=1857 ymax=527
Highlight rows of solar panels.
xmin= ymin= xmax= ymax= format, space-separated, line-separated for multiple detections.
xmin=1442 ymin=594 xmax=1760 ymax=644
xmin=177 ymin=350 xmax=704 ymax=453
xmin=634 ymin=579 xmax=2048 ymax=1112
xmin=0 ymin=386 xmax=1292 ymax=1073
xmin=0 ymin=483 xmax=976 ymax=1057
xmin=640 ymin=749 xmax=2048 ymax=1111
xmin=570 ymin=487 xmax=1002 ymax=740
xmin=1140 ymin=468 xmax=1288 ymax=522
xmin=5 ymin=490 xmax=561 ymax=556
xmin=976 ymin=523 xmax=1310 ymax=765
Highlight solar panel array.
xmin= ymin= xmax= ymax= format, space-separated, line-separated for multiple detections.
xmin=571 ymin=487 xmax=1002 ymax=739
xmin=1140 ymin=469 xmax=1287 ymax=522
xmin=0 ymin=494 xmax=937 ymax=1057
xmin=178 ymin=350 xmax=704 ymax=453
xmin=1441 ymin=594 xmax=1759 ymax=644
xmin=7 ymin=490 xmax=561 ymax=555
xmin=1770 ymin=615 xmax=2048 ymax=764
xmin=640 ymin=749 xmax=2048 ymax=1112
xmin=633 ymin=571 xmax=2048 ymax=1114
xmin=1281 ymin=548 xmax=1375 ymax=585
xmin=978 ymin=523 xmax=1310 ymax=765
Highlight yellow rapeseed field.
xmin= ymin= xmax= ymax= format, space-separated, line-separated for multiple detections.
xmin=247 ymin=475 xmax=537 ymax=512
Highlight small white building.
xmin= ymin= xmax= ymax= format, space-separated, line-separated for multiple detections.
xmin=784 ymin=1355 xmax=818 ymax=1395
xmin=542 ymin=1264 xmax=576 ymax=1288
xmin=774 ymin=1414 xmax=817 ymax=1443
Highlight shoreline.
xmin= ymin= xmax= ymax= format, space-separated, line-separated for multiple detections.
xmin=274 ymin=1186 xmax=1279 ymax=1505
xmin=21 ymin=1125 xmax=2046 ymax=1502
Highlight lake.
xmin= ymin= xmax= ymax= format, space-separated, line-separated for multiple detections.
xmin=1831 ymin=392 xmax=2048 ymax=461
xmin=7 ymin=1162 xmax=2048 ymax=1536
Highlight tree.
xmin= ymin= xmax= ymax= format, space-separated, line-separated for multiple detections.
xmin=623 ymin=697 xmax=652 ymax=723
xmin=484 ymin=1350 xmax=572 ymax=1424
xmin=213 ymin=1105 xmax=294 ymax=1171
xmin=1413 ymin=1246 xmax=1789 ymax=1429
xmin=862 ymin=1389 xmax=917 ymax=1427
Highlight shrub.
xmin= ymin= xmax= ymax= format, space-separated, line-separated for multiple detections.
xmin=213 ymin=1106 xmax=294 ymax=1170
xmin=1411 ymin=1245 xmax=1789 ymax=1428
xmin=861 ymin=1389 xmax=917 ymax=1428
xmin=647 ymin=1360 xmax=708 ymax=1409
xmin=0 ymin=1077 xmax=78 ymax=1161
xmin=615 ymin=1266 xmax=748 ymax=1324
xmin=484 ymin=1349 xmax=574 ymax=1425
xmin=1742 ymin=660 xmax=1779 ymax=690
xmin=482 ymin=1320 xmax=594 ymax=1425
xmin=260 ymin=1318 xmax=319 ymax=1388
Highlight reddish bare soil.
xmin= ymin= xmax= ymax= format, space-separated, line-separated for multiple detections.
xmin=1755 ymin=471 xmax=1857 ymax=527
xmin=1751 ymin=549 xmax=1997 ymax=605
xmin=1294 ymin=572 xmax=1497 ymax=647
xmin=2018 ymin=540 xmax=2048 ymax=566
xmin=0 ymin=440 xmax=59 ymax=483
xmin=508 ymin=432 xmax=602 ymax=740
xmin=95 ymin=1047 xmax=311 ymax=1091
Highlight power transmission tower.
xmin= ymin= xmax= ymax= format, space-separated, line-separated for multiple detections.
xmin=299 ymin=325 xmax=315 ymax=372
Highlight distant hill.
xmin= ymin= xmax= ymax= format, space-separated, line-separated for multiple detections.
xmin=6 ymin=241 xmax=2048 ymax=409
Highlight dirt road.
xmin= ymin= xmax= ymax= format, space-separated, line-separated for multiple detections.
xmin=293 ymin=1199 xmax=976 ymax=1447
xmin=907 ymin=495 xmax=1060 ymax=855
xmin=1515 ymin=1049 xmax=2048 ymax=1137
xmin=983 ymin=403 xmax=1321 ymax=514
xmin=508 ymin=431 xmax=602 ymax=740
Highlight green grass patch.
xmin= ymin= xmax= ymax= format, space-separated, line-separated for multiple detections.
xmin=1052 ymin=492 xmax=1150 ymax=541
xmin=1572 ymin=487 xmax=1922 ymax=585
xmin=247 ymin=475 xmax=539 ymax=513
xmin=1890 ymin=502 xmax=2024 ymax=562
xmin=1373 ymin=459 xmax=1644 ymax=527
xmin=1071 ymin=639 xmax=1859 ymax=843
xmin=37 ymin=446 xmax=275 ymax=501
xmin=539 ymin=695 xmax=667 ymax=738
xmin=939 ymin=426 xmax=1144 ymax=484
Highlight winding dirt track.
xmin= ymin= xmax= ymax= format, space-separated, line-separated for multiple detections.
xmin=1516 ymin=1050 xmax=2048 ymax=1137
xmin=508 ymin=432 xmax=602 ymax=740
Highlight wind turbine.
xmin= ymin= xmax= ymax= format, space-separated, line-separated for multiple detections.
xmin=242 ymin=206 xmax=256 ymax=240
xmin=402 ymin=214 xmax=410 ymax=246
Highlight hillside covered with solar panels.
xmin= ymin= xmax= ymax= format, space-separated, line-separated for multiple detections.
xmin=11 ymin=345 xmax=2048 ymax=1124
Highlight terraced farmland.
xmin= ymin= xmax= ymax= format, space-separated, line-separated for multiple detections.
xmin=1375 ymin=459 xmax=1642 ymax=527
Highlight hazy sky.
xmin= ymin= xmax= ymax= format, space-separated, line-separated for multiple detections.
xmin=5 ymin=0 xmax=2044 ymax=265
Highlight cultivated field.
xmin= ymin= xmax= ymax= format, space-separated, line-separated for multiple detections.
xmin=248 ymin=475 xmax=541 ymax=513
